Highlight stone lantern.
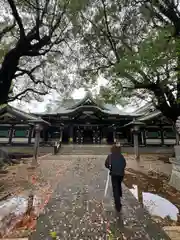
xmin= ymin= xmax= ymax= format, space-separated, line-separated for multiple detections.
xmin=169 ymin=117 xmax=180 ymax=190
xmin=28 ymin=118 xmax=44 ymax=166
xmin=53 ymin=123 xmax=64 ymax=146
xmin=130 ymin=121 xmax=145 ymax=160
xmin=59 ymin=124 xmax=64 ymax=142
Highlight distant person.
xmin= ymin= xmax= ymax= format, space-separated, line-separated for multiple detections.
xmin=105 ymin=144 xmax=126 ymax=212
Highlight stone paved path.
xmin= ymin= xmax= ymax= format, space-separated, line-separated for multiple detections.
xmin=30 ymin=155 xmax=170 ymax=240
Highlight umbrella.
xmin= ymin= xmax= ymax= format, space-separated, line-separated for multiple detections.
xmin=104 ymin=170 xmax=110 ymax=198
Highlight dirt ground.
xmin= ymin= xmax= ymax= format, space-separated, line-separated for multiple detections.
xmin=0 ymin=154 xmax=50 ymax=201
xmin=125 ymin=153 xmax=172 ymax=176
xmin=0 ymin=154 xmax=73 ymax=238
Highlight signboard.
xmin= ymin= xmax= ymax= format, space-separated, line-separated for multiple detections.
xmin=83 ymin=111 xmax=94 ymax=115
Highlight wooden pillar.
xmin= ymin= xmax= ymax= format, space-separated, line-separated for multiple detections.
xmin=101 ymin=127 xmax=107 ymax=144
xmin=113 ymin=128 xmax=116 ymax=143
xmin=42 ymin=128 xmax=45 ymax=142
xmin=9 ymin=125 xmax=14 ymax=145
xmin=44 ymin=128 xmax=49 ymax=142
xmin=176 ymin=132 xmax=180 ymax=145
xmin=143 ymin=130 xmax=146 ymax=146
xmin=160 ymin=127 xmax=164 ymax=146
xmin=32 ymin=124 xmax=42 ymax=166
xmin=131 ymin=131 xmax=134 ymax=146
xmin=126 ymin=129 xmax=131 ymax=146
xmin=28 ymin=126 xmax=33 ymax=144
xmin=140 ymin=131 xmax=144 ymax=146
xmin=59 ymin=125 xmax=63 ymax=143
xmin=69 ymin=125 xmax=74 ymax=143
xmin=133 ymin=131 xmax=139 ymax=160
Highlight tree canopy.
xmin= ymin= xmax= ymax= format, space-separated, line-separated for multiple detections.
xmin=0 ymin=0 xmax=85 ymax=104
xmin=1 ymin=0 xmax=180 ymax=123
xmin=73 ymin=0 xmax=180 ymax=122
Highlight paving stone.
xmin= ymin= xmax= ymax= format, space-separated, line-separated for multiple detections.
xmin=30 ymin=155 xmax=170 ymax=240
xmin=59 ymin=145 xmax=173 ymax=155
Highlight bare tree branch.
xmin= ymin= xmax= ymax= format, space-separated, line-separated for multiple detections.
xmin=100 ymin=0 xmax=120 ymax=61
xmin=8 ymin=88 xmax=48 ymax=102
xmin=15 ymin=63 xmax=54 ymax=90
xmin=40 ymin=0 xmax=50 ymax=21
xmin=35 ymin=0 xmax=41 ymax=40
xmin=15 ymin=62 xmax=43 ymax=78
xmin=0 ymin=21 xmax=16 ymax=42
xmin=7 ymin=0 xmax=25 ymax=39
xmin=50 ymin=0 xmax=69 ymax=36
xmin=164 ymin=85 xmax=177 ymax=107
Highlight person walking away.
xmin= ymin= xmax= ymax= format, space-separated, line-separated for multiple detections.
xmin=105 ymin=144 xmax=126 ymax=212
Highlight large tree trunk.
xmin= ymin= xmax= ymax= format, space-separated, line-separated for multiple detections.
xmin=153 ymin=87 xmax=178 ymax=123
xmin=0 ymin=47 xmax=21 ymax=104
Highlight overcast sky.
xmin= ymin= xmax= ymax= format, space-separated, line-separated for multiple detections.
xmin=11 ymin=76 xmax=137 ymax=113
xmin=11 ymin=87 xmax=136 ymax=113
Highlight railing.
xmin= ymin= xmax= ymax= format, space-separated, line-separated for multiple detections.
xmin=53 ymin=140 xmax=62 ymax=155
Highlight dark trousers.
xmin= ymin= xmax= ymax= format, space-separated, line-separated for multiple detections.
xmin=111 ymin=175 xmax=123 ymax=211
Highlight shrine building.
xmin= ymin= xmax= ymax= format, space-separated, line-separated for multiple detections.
xmin=0 ymin=91 xmax=177 ymax=146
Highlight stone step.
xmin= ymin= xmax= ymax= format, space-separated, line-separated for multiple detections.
xmin=60 ymin=152 xmax=109 ymax=155
xmin=60 ymin=151 xmax=110 ymax=155
xmin=59 ymin=145 xmax=110 ymax=155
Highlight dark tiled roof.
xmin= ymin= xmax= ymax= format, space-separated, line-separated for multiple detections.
xmin=133 ymin=102 xmax=162 ymax=122
xmin=133 ymin=102 xmax=155 ymax=114
xmin=53 ymin=102 xmax=129 ymax=115
xmin=49 ymin=92 xmax=139 ymax=116
xmin=138 ymin=110 xmax=161 ymax=121
xmin=8 ymin=105 xmax=39 ymax=120
xmin=0 ymin=104 xmax=49 ymax=125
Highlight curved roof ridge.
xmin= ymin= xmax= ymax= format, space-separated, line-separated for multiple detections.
xmin=68 ymin=90 xmax=106 ymax=110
